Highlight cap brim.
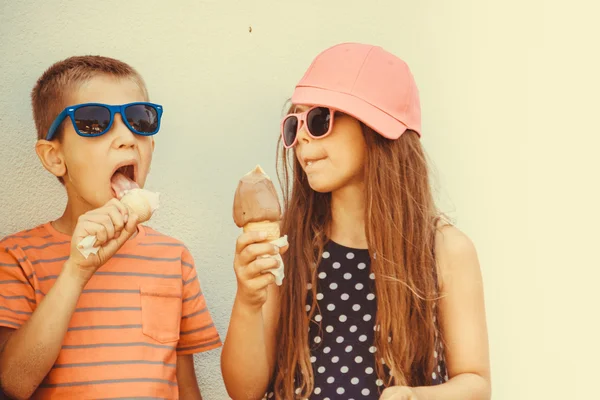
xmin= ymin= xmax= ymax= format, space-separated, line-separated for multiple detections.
xmin=291 ymin=86 xmax=413 ymax=140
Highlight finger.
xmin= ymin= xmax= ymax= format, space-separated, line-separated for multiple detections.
xmin=112 ymin=213 xmax=138 ymax=246
xmin=106 ymin=198 xmax=129 ymax=216
xmin=84 ymin=213 xmax=116 ymax=241
xmin=93 ymin=199 xmax=129 ymax=223
xmin=120 ymin=213 xmax=139 ymax=238
xmin=90 ymin=201 xmax=127 ymax=217
xmin=238 ymin=242 xmax=280 ymax=265
xmin=88 ymin=204 xmax=126 ymax=234
xmin=246 ymin=271 xmax=276 ymax=291
xmin=80 ymin=221 xmax=109 ymax=245
xmin=105 ymin=204 xmax=126 ymax=233
xmin=279 ymin=243 xmax=289 ymax=255
xmin=102 ymin=214 xmax=139 ymax=255
xmin=235 ymin=231 xmax=269 ymax=254
xmin=246 ymin=257 xmax=279 ymax=278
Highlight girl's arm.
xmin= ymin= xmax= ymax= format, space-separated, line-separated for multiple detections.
xmin=221 ymin=232 xmax=284 ymax=400
xmin=384 ymin=225 xmax=491 ymax=400
xmin=176 ymin=355 xmax=202 ymax=400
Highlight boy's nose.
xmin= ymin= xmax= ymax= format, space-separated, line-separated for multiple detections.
xmin=111 ymin=113 xmax=136 ymax=148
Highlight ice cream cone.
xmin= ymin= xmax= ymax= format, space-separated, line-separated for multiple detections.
xmin=77 ymin=183 xmax=160 ymax=259
xmin=120 ymin=188 xmax=160 ymax=223
xmin=233 ymin=165 xmax=287 ymax=285
xmin=243 ymin=221 xmax=281 ymax=242
xmin=233 ymin=165 xmax=282 ymax=228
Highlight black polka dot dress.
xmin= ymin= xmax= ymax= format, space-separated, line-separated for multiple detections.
xmin=264 ymin=240 xmax=448 ymax=399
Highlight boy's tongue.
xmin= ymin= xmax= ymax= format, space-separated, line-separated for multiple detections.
xmin=111 ymin=172 xmax=139 ymax=199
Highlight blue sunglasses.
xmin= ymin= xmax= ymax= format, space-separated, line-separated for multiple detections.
xmin=45 ymin=102 xmax=163 ymax=141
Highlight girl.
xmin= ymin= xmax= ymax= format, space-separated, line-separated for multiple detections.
xmin=221 ymin=43 xmax=491 ymax=400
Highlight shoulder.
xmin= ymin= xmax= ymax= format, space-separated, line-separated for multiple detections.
xmin=0 ymin=226 xmax=48 ymax=272
xmin=435 ymin=222 xmax=477 ymax=260
xmin=138 ymin=226 xmax=194 ymax=261
xmin=434 ymin=222 xmax=481 ymax=289
xmin=0 ymin=224 xmax=49 ymax=251
xmin=140 ymin=226 xmax=187 ymax=247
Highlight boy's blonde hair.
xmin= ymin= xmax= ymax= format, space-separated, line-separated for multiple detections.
xmin=31 ymin=55 xmax=149 ymax=141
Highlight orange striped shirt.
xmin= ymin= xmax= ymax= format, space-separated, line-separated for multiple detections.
xmin=0 ymin=222 xmax=221 ymax=399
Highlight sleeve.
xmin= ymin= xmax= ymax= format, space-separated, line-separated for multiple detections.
xmin=176 ymin=247 xmax=222 ymax=355
xmin=0 ymin=247 xmax=36 ymax=330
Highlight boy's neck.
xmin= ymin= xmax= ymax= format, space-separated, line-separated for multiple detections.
xmin=329 ymin=182 xmax=367 ymax=249
xmin=52 ymin=201 xmax=94 ymax=236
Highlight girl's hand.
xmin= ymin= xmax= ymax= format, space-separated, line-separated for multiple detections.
xmin=379 ymin=386 xmax=419 ymax=400
xmin=233 ymin=231 xmax=287 ymax=309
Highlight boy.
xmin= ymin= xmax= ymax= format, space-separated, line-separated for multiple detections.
xmin=0 ymin=56 xmax=221 ymax=399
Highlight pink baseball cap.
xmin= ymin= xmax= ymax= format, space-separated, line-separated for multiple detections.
xmin=291 ymin=42 xmax=421 ymax=139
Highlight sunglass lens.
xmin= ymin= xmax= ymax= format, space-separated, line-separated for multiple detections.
xmin=307 ymin=107 xmax=331 ymax=137
xmin=283 ymin=116 xmax=299 ymax=147
xmin=73 ymin=106 xmax=111 ymax=135
xmin=125 ymin=104 xmax=159 ymax=134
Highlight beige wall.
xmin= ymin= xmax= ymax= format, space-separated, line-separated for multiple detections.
xmin=1 ymin=0 xmax=598 ymax=398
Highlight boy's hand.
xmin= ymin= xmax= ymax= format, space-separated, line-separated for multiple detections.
xmin=67 ymin=199 xmax=138 ymax=283
xmin=233 ymin=231 xmax=288 ymax=310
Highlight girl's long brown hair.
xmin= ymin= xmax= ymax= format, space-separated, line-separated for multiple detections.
xmin=272 ymin=116 xmax=443 ymax=399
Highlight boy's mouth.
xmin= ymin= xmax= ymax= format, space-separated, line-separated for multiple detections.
xmin=110 ymin=163 xmax=139 ymax=199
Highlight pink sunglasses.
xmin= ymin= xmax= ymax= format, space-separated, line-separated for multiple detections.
xmin=280 ymin=106 xmax=336 ymax=148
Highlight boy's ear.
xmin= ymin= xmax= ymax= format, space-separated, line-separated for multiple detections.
xmin=35 ymin=139 xmax=66 ymax=178
xmin=151 ymin=137 xmax=155 ymax=152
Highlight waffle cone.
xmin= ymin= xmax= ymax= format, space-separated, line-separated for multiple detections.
xmin=120 ymin=189 xmax=160 ymax=223
xmin=243 ymin=221 xmax=280 ymax=242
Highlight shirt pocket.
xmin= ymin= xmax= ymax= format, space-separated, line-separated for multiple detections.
xmin=140 ymin=285 xmax=182 ymax=344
